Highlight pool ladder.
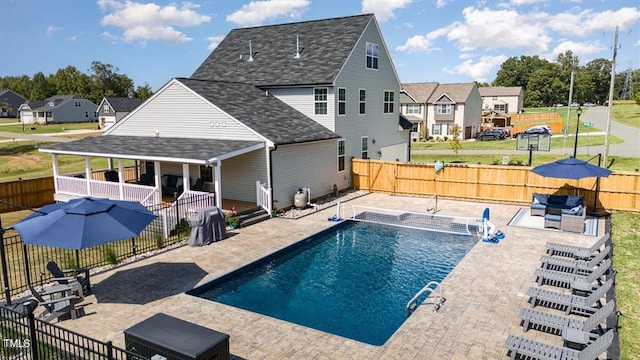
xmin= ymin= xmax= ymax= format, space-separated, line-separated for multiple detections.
xmin=407 ymin=281 xmax=445 ymax=316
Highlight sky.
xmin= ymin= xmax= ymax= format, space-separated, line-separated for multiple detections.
xmin=1 ymin=0 xmax=639 ymax=92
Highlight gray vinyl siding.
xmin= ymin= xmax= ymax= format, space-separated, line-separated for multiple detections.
xmin=271 ymin=140 xmax=347 ymax=208
xmin=266 ymin=87 xmax=335 ymax=131
xmin=108 ymin=82 xmax=262 ymax=141
xmin=50 ymin=99 xmax=97 ymax=123
xmin=220 ymin=150 xmax=267 ymax=202
xmin=462 ymin=87 xmax=482 ymax=139
xmin=333 ymin=20 xmax=407 ymax=167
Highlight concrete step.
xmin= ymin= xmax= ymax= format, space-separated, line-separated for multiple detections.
xmin=238 ymin=208 xmax=270 ymax=228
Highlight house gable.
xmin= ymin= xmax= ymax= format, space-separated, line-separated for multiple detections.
xmin=0 ymin=90 xmax=26 ymax=117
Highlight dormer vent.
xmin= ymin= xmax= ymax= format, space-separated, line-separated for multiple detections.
xmin=248 ymin=40 xmax=254 ymax=62
xmin=294 ymin=35 xmax=301 ymax=59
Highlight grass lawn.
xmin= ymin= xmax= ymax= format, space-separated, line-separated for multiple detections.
xmin=0 ymin=122 xmax=99 ymax=136
xmin=412 ymin=134 xmax=623 ymax=151
xmin=611 ymin=211 xmax=640 ymax=360
xmin=612 ymin=104 xmax=640 ymax=129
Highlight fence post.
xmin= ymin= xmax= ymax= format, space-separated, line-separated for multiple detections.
xmin=131 ymin=237 xmax=137 ymax=257
xmin=0 ymin=220 xmax=12 ymax=305
xmin=22 ymin=244 xmax=32 ymax=287
xmin=106 ymin=340 xmax=114 ymax=360
xmin=28 ymin=310 xmax=38 ymax=360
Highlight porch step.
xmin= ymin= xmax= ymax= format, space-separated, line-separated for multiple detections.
xmin=238 ymin=207 xmax=271 ymax=228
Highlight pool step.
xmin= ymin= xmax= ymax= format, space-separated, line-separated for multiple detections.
xmin=238 ymin=207 xmax=271 ymax=228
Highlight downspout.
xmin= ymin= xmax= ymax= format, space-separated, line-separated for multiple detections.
xmin=268 ymin=144 xmax=277 ymax=215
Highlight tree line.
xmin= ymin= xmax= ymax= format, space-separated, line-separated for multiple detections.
xmin=0 ymin=61 xmax=154 ymax=105
xmin=487 ymin=50 xmax=640 ymax=107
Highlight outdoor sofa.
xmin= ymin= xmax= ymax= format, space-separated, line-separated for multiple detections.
xmin=530 ymin=193 xmax=584 ymax=216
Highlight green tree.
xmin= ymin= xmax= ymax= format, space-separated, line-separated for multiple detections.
xmin=448 ymin=124 xmax=462 ymax=156
xmin=29 ymin=71 xmax=54 ymax=100
xmin=583 ymin=59 xmax=611 ymax=104
xmin=88 ymin=61 xmax=134 ymax=103
xmin=134 ymin=83 xmax=154 ymax=100
xmin=526 ymin=64 xmax=565 ymax=107
xmin=492 ymin=55 xmax=551 ymax=92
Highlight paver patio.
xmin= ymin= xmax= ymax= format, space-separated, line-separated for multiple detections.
xmin=54 ymin=193 xmax=608 ymax=359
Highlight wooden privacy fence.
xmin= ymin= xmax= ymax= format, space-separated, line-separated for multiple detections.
xmin=352 ymin=159 xmax=640 ymax=213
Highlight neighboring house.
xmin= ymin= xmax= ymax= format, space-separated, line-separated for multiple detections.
xmin=478 ymin=86 xmax=524 ymax=114
xmin=38 ymin=14 xmax=410 ymax=215
xmin=401 ymin=82 xmax=482 ymax=140
xmin=96 ymin=97 xmax=143 ymax=130
xmin=19 ymin=95 xmax=97 ymax=124
xmin=0 ymin=89 xmax=25 ymax=118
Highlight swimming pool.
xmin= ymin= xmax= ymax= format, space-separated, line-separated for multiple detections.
xmin=187 ymin=220 xmax=477 ymax=345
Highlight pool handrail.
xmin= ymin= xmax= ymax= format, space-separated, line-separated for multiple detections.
xmin=407 ymin=281 xmax=445 ymax=316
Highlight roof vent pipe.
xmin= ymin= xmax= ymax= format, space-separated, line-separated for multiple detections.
xmin=248 ymin=40 xmax=254 ymax=62
xmin=294 ymin=35 xmax=300 ymax=59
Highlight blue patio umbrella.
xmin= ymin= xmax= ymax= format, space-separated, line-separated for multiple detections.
xmin=13 ymin=197 xmax=157 ymax=250
xmin=531 ymin=157 xmax=612 ymax=180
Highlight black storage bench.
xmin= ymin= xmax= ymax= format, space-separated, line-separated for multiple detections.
xmin=124 ymin=313 xmax=229 ymax=360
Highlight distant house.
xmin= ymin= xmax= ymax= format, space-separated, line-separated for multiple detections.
xmin=401 ymin=82 xmax=482 ymax=140
xmin=38 ymin=14 xmax=411 ymax=214
xmin=19 ymin=95 xmax=97 ymax=124
xmin=96 ymin=97 xmax=143 ymax=129
xmin=478 ymin=86 xmax=523 ymax=114
xmin=0 ymin=89 xmax=25 ymax=118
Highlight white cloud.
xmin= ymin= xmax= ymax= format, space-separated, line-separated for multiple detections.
xmin=99 ymin=1 xmax=211 ymax=44
xmin=546 ymin=40 xmax=605 ymax=62
xmin=443 ymin=55 xmax=509 ymax=81
xmin=68 ymin=35 xmax=78 ymax=42
xmin=207 ymin=35 xmax=225 ymax=50
xmin=509 ymin=0 xmax=546 ymax=6
xmin=362 ymin=0 xmax=413 ymax=22
xmin=549 ymin=7 xmax=640 ymax=36
xmin=226 ymin=0 xmax=310 ymax=27
xmin=436 ymin=0 xmax=452 ymax=8
xmin=46 ymin=26 xmax=61 ymax=37
xmin=395 ymin=26 xmax=452 ymax=52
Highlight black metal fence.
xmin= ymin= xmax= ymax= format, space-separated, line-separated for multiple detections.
xmin=0 ymin=302 xmax=150 ymax=359
xmin=1 ymin=193 xmax=215 ymax=300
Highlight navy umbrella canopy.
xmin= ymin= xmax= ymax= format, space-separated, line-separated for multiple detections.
xmin=531 ymin=157 xmax=612 ymax=180
xmin=13 ymin=197 xmax=157 ymax=250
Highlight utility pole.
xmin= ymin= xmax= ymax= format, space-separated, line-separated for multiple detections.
xmin=603 ymin=26 xmax=619 ymax=167
xmin=564 ymin=69 xmax=575 ymax=156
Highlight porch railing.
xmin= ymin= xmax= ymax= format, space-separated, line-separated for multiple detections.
xmin=256 ymin=181 xmax=272 ymax=214
xmin=56 ymin=175 xmax=160 ymax=205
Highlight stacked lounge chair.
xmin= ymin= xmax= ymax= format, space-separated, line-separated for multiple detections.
xmin=504 ymin=232 xmax=616 ymax=360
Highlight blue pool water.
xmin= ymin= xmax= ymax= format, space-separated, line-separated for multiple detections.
xmin=188 ymin=220 xmax=477 ymax=345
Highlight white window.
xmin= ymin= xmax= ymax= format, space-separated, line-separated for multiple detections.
xmin=366 ymin=42 xmax=379 ymax=69
xmin=359 ymin=89 xmax=366 ymax=115
xmin=338 ymin=88 xmax=346 ymax=115
xmin=361 ymin=137 xmax=368 ymax=159
xmin=314 ymin=88 xmax=327 ymax=114
xmin=433 ymin=123 xmax=442 ymax=135
xmin=436 ymin=104 xmax=452 ymax=114
xmin=406 ymin=104 xmax=420 ymax=114
xmin=103 ymin=105 xmax=110 ymax=113
xmin=337 ymin=139 xmax=346 ymax=172
xmin=383 ymin=91 xmax=394 ymax=114
xmin=494 ymin=104 xmax=507 ymax=112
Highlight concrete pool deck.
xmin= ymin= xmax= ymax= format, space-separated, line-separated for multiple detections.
xmin=56 ymin=193 xmax=609 ymax=359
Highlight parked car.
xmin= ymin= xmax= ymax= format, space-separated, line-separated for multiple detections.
xmin=583 ymin=102 xmax=595 ymax=107
xmin=570 ymin=102 xmax=579 ymax=107
xmin=475 ymin=128 xmax=506 ymax=141
xmin=513 ymin=125 xmax=552 ymax=138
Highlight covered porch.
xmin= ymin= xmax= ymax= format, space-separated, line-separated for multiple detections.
xmin=39 ymin=135 xmax=273 ymax=215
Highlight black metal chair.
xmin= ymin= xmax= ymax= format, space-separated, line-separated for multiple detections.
xmin=46 ymin=261 xmax=91 ymax=296
xmin=104 ymin=170 xmax=119 ymax=182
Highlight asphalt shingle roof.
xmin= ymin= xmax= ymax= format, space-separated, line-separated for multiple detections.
xmin=191 ymin=14 xmax=373 ymax=86
xmin=478 ymin=86 xmax=523 ymax=97
xmin=104 ymin=97 xmax=143 ymax=112
xmin=401 ymin=83 xmax=439 ymax=103
xmin=428 ymin=83 xmax=476 ymax=103
xmin=41 ymin=136 xmax=262 ymax=164
xmin=177 ymin=78 xmax=339 ymax=145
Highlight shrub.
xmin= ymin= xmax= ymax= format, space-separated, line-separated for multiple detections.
xmin=103 ymin=246 xmax=118 ymax=265
xmin=154 ymin=232 xmax=165 ymax=249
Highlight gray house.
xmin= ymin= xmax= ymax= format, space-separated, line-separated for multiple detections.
xmin=38 ymin=14 xmax=410 ymax=217
xmin=96 ymin=97 xmax=143 ymax=129
xmin=0 ymin=89 xmax=25 ymax=118
xmin=19 ymin=95 xmax=97 ymax=124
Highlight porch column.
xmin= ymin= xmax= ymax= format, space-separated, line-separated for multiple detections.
xmin=182 ymin=164 xmax=190 ymax=193
xmin=214 ymin=161 xmax=222 ymax=209
xmin=154 ymin=161 xmax=161 ymax=204
xmin=52 ymin=154 xmax=59 ymax=194
xmin=117 ymin=159 xmax=124 ymax=200
xmin=85 ymin=157 xmax=91 ymax=195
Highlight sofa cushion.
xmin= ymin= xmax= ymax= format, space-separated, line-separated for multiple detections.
xmin=566 ymin=196 xmax=583 ymax=208
xmin=532 ymin=193 xmax=549 ymax=205
xmin=531 ymin=203 xmax=547 ymax=210
xmin=548 ymin=195 xmax=568 ymax=205
xmin=562 ymin=204 xmax=583 ymax=216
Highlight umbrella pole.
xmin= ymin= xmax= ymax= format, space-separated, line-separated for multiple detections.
xmin=75 ymin=250 xmax=80 ymax=268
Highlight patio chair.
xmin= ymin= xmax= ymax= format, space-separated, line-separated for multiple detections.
xmin=527 ymin=278 xmax=613 ymax=316
xmin=504 ymin=329 xmax=614 ymax=360
xmin=104 ymin=170 xmax=119 ymax=182
xmin=28 ymin=285 xmax=79 ymax=323
xmin=518 ymin=300 xmax=615 ymax=338
xmin=138 ymin=173 xmax=154 ymax=186
xmin=540 ymin=245 xmax=611 ymax=275
xmin=546 ymin=233 xmax=611 ymax=259
xmin=46 ymin=261 xmax=91 ymax=296
xmin=534 ymin=258 xmax=612 ymax=292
